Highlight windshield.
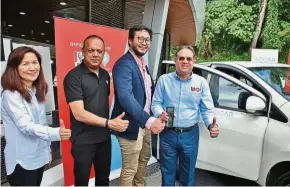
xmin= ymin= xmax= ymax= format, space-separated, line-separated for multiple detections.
xmin=250 ymin=67 xmax=290 ymax=101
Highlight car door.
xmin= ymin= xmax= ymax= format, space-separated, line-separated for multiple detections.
xmin=194 ymin=65 xmax=268 ymax=181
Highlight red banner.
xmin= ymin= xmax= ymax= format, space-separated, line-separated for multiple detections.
xmin=54 ymin=17 xmax=128 ymax=186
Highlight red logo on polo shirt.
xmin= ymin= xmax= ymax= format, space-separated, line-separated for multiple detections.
xmin=191 ymin=87 xmax=200 ymax=92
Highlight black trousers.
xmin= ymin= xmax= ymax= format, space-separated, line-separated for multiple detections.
xmin=71 ymin=137 xmax=111 ymax=186
xmin=7 ymin=164 xmax=45 ymax=186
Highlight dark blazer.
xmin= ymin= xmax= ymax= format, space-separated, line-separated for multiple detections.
xmin=111 ymin=51 xmax=154 ymax=140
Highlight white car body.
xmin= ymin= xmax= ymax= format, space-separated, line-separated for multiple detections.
xmin=160 ymin=61 xmax=290 ymax=186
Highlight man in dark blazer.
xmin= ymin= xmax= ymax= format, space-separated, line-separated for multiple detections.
xmin=111 ymin=25 xmax=165 ymax=186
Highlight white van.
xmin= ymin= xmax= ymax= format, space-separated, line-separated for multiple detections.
xmin=154 ymin=61 xmax=290 ymax=186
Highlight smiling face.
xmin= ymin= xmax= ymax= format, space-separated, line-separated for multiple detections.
xmin=82 ymin=37 xmax=105 ymax=71
xmin=174 ymin=48 xmax=196 ymax=80
xmin=17 ymin=52 xmax=40 ymax=88
xmin=129 ymin=30 xmax=151 ymax=57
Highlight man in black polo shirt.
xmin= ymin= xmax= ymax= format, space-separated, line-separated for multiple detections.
xmin=63 ymin=35 xmax=129 ymax=186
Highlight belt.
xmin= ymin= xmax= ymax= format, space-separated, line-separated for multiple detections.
xmin=167 ymin=126 xmax=194 ymax=133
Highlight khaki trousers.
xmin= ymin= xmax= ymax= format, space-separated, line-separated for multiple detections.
xmin=117 ymin=128 xmax=151 ymax=186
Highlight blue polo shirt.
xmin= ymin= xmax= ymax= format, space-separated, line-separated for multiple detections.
xmin=151 ymin=72 xmax=215 ymax=128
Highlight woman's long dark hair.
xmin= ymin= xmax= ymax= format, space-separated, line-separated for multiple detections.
xmin=1 ymin=46 xmax=48 ymax=103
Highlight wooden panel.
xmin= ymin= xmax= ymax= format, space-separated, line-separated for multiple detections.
xmin=166 ymin=0 xmax=196 ymax=46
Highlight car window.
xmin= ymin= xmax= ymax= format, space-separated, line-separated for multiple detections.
xmin=193 ymin=68 xmax=208 ymax=78
xmin=206 ymin=72 xmax=251 ymax=110
xmin=192 ymin=67 xmax=253 ymax=110
xmin=164 ymin=66 xmax=252 ymax=110
xmin=250 ymin=67 xmax=290 ymax=101
xmin=210 ymin=74 xmax=250 ymax=109
xmin=214 ymin=66 xmax=272 ymax=100
xmin=215 ymin=67 xmax=254 ymax=87
xmin=238 ymin=76 xmax=253 ymax=87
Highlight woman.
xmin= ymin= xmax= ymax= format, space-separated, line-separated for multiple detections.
xmin=1 ymin=46 xmax=71 ymax=186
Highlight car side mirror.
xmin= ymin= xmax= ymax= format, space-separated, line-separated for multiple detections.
xmin=246 ymin=96 xmax=266 ymax=113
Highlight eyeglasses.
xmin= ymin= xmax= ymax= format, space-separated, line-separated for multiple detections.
xmin=135 ymin=37 xmax=151 ymax=44
xmin=177 ymin=56 xmax=194 ymax=62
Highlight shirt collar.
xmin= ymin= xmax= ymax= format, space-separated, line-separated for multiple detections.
xmin=174 ymin=71 xmax=193 ymax=82
xmin=80 ymin=61 xmax=102 ymax=76
xmin=129 ymin=50 xmax=146 ymax=66
xmin=80 ymin=61 xmax=91 ymax=74
xmin=27 ymin=87 xmax=36 ymax=95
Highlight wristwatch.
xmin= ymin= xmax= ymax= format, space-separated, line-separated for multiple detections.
xmin=105 ymin=119 xmax=109 ymax=129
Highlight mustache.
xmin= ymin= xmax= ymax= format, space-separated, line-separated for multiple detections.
xmin=91 ymin=58 xmax=101 ymax=62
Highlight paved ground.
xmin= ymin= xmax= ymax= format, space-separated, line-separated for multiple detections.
xmin=110 ymin=162 xmax=259 ymax=186
xmin=2 ymin=161 xmax=259 ymax=186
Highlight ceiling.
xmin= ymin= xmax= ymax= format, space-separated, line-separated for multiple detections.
xmin=1 ymin=0 xmax=146 ymax=45
xmin=1 ymin=0 xmax=87 ymax=45
xmin=1 ymin=0 xmax=146 ymax=59
xmin=2 ymin=0 xmax=199 ymax=47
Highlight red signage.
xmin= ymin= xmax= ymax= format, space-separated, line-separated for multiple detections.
xmin=54 ymin=17 xmax=128 ymax=186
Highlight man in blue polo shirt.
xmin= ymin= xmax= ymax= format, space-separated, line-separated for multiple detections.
xmin=151 ymin=46 xmax=219 ymax=186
